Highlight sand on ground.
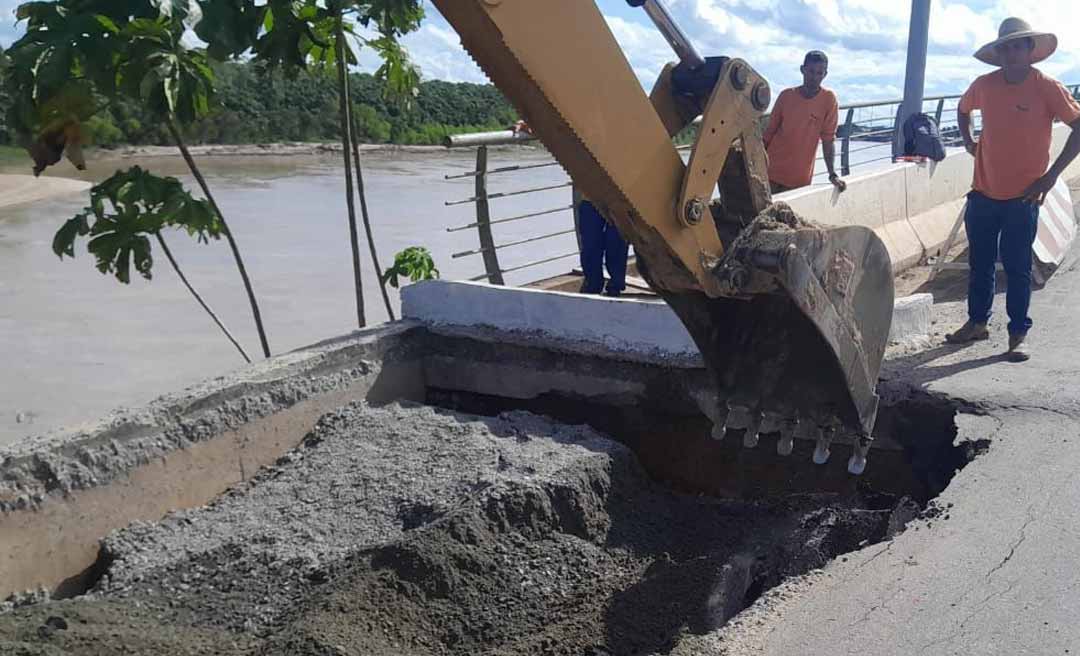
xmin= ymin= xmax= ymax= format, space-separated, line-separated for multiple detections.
xmin=0 ymin=175 xmax=91 ymax=211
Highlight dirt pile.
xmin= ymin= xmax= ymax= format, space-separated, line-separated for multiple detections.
xmin=0 ymin=402 xmax=915 ymax=655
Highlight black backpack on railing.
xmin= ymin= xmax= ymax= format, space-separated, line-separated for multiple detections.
xmin=902 ymin=113 xmax=946 ymax=162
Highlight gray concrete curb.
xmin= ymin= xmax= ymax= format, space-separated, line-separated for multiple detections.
xmin=402 ymin=280 xmax=701 ymax=362
xmin=402 ymin=280 xmax=933 ymax=357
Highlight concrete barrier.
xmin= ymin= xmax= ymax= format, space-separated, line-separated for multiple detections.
xmin=402 ymin=281 xmax=935 ymax=360
xmin=402 ymin=279 xmax=701 ymax=365
xmin=776 ymin=123 xmax=1079 ymax=272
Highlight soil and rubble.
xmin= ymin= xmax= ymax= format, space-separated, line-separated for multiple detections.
xmin=0 ymin=401 xmax=922 ymax=655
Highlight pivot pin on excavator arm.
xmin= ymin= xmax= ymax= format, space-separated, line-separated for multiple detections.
xmin=432 ymin=0 xmax=895 ymax=475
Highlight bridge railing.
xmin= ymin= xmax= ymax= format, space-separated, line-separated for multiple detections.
xmin=443 ymin=83 xmax=1080 ymax=285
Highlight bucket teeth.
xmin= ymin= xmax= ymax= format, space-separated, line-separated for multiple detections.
xmin=776 ymin=414 xmax=797 ymax=456
xmin=742 ymin=409 xmax=763 ymax=448
xmin=725 ymin=403 xmax=753 ymax=431
xmin=813 ymin=420 xmax=838 ymax=465
xmin=710 ymin=400 xmax=728 ymax=440
xmin=759 ymin=410 xmax=784 ymax=434
xmin=690 ymin=390 xmax=728 ymax=441
xmin=695 ymin=393 xmax=861 ymax=471
xmin=847 ymin=432 xmax=873 ymax=475
xmin=794 ymin=414 xmax=818 ymax=441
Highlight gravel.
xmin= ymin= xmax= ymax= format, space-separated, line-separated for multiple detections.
xmin=0 ymin=401 xmax=912 ymax=655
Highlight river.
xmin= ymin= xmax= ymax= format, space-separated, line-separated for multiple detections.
xmin=0 ymin=148 xmax=581 ymax=445
xmin=0 ymin=141 xmax=903 ymax=445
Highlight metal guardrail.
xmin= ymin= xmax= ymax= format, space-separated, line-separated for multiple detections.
xmin=442 ymin=141 xmax=584 ymax=285
xmin=444 ymin=83 xmax=1080 ymax=284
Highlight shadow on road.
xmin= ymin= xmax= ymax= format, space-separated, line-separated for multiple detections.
xmin=886 ymin=343 xmax=1006 ymax=387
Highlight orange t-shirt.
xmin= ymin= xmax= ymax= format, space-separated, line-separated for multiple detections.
xmin=763 ymin=87 xmax=839 ymax=189
xmin=959 ymin=68 xmax=1080 ymax=200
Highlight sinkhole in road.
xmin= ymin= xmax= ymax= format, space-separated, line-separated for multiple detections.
xmin=1 ymin=386 xmax=987 ymax=656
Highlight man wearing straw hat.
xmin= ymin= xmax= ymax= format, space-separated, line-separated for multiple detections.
xmin=945 ymin=17 xmax=1080 ymax=362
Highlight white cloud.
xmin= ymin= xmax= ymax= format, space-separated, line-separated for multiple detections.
xmin=603 ymin=14 xmax=673 ymax=84
xmin=385 ymin=23 xmax=488 ymax=83
xmin=0 ymin=0 xmax=21 ymax=47
xmin=2 ymin=0 xmax=1078 ymax=103
xmin=611 ymin=0 xmax=1079 ymax=103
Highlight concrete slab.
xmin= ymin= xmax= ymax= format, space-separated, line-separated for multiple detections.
xmin=784 ymin=166 xmax=906 ymax=231
xmin=402 ymin=279 xmax=701 ymax=364
xmin=888 ymin=292 xmax=932 ymax=343
xmin=909 ymin=198 xmax=967 ymax=259
xmin=404 ymin=279 xmax=938 ymax=360
xmin=875 ymin=217 xmax=926 ymax=272
xmin=1053 ymin=123 xmax=1080 ymax=182
xmin=903 ymin=149 xmax=972 ymax=219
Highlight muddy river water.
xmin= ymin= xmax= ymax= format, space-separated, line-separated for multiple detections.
xmin=0 ymin=139 xmax=900 ymax=446
xmin=0 ymin=149 xmax=578 ymax=445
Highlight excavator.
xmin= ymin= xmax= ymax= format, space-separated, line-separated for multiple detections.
xmin=431 ymin=0 xmax=895 ymax=475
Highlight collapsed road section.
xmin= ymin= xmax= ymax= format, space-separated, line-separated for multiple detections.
xmin=2 ymin=396 xmax=982 ymax=655
xmin=0 ymin=311 xmax=988 ymax=655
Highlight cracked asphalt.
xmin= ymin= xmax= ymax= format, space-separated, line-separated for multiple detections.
xmin=696 ymin=225 xmax=1080 ymax=655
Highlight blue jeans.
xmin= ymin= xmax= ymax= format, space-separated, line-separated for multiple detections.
xmin=578 ymin=200 xmax=629 ymax=295
xmin=964 ymin=191 xmax=1039 ymax=336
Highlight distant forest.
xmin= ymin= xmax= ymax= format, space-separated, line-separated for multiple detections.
xmin=0 ymin=60 xmax=519 ymax=147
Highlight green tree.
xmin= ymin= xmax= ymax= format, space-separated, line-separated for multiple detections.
xmin=0 ymin=47 xmax=12 ymax=145
xmin=54 ymin=167 xmax=252 ymax=362
xmin=3 ymin=56 xmax=519 ymax=146
xmin=196 ymin=0 xmax=424 ymax=326
xmin=3 ymin=0 xmax=272 ymax=357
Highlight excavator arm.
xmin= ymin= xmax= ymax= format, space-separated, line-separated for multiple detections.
xmin=432 ymin=0 xmax=894 ymax=475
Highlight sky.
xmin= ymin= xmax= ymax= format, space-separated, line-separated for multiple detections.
xmin=2 ymin=0 xmax=1078 ymax=105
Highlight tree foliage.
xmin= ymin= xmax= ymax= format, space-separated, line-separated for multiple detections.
xmin=0 ymin=0 xmax=449 ymax=150
xmin=1 ymin=1 xmax=216 ymax=173
xmin=0 ymin=47 xmax=11 ymax=145
xmin=2 ymin=0 xmax=443 ymax=351
xmin=382 ymin=246 xmax=439 ymax=288
xmin=54 ymin=166 xmax=222 ymax=283
xmin=0 ymin=0 xmax=513 ymax=149
xmin=1 ymin=59 xmax=516 ymax=147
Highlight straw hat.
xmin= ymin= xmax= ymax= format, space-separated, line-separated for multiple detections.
xmin=975 ymin=17 xmax=1057 ymax=66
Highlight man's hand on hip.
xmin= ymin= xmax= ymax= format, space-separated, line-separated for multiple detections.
xmin=964 ymin=140 xmax=977 ymax=157
xmin=1023 ymin=173 xmax=1057 ymax=205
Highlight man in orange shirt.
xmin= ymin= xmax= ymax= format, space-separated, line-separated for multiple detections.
xmin=763 ymin=51 xmax=847 ymax=194
xmin=945 ymin=18 xmax=1080 ymax=362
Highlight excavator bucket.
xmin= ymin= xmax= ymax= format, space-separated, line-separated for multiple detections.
xmin=432 ymin=0 xmax=895 ymax=473
xmin=656 ymin=202 xmax=894 ymax=472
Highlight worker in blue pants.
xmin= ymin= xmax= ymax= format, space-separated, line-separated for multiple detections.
xmin=578 ymin=199 xmax=629 ymax=297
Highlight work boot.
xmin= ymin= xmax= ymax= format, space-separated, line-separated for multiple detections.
xmin=945 ymin=321 xmax=989 ymax=345
xmin=1007 ymin=333 xmax=1030 ymax=362
xmin=578 ymin=280 xmax=602 ymax=295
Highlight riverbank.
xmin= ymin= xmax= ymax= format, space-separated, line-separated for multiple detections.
xmin=0 ymin=145 xmax=24 ymax=167
xmin=93 ymin=140 xmax=549 ymax=161
xmin=102 ymin=142 xmax=447 ymax=159
xmin=0 ymin=141 xmax=547 ymax=174
xmin=0 ymin=174 xmax=91 ymax=211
